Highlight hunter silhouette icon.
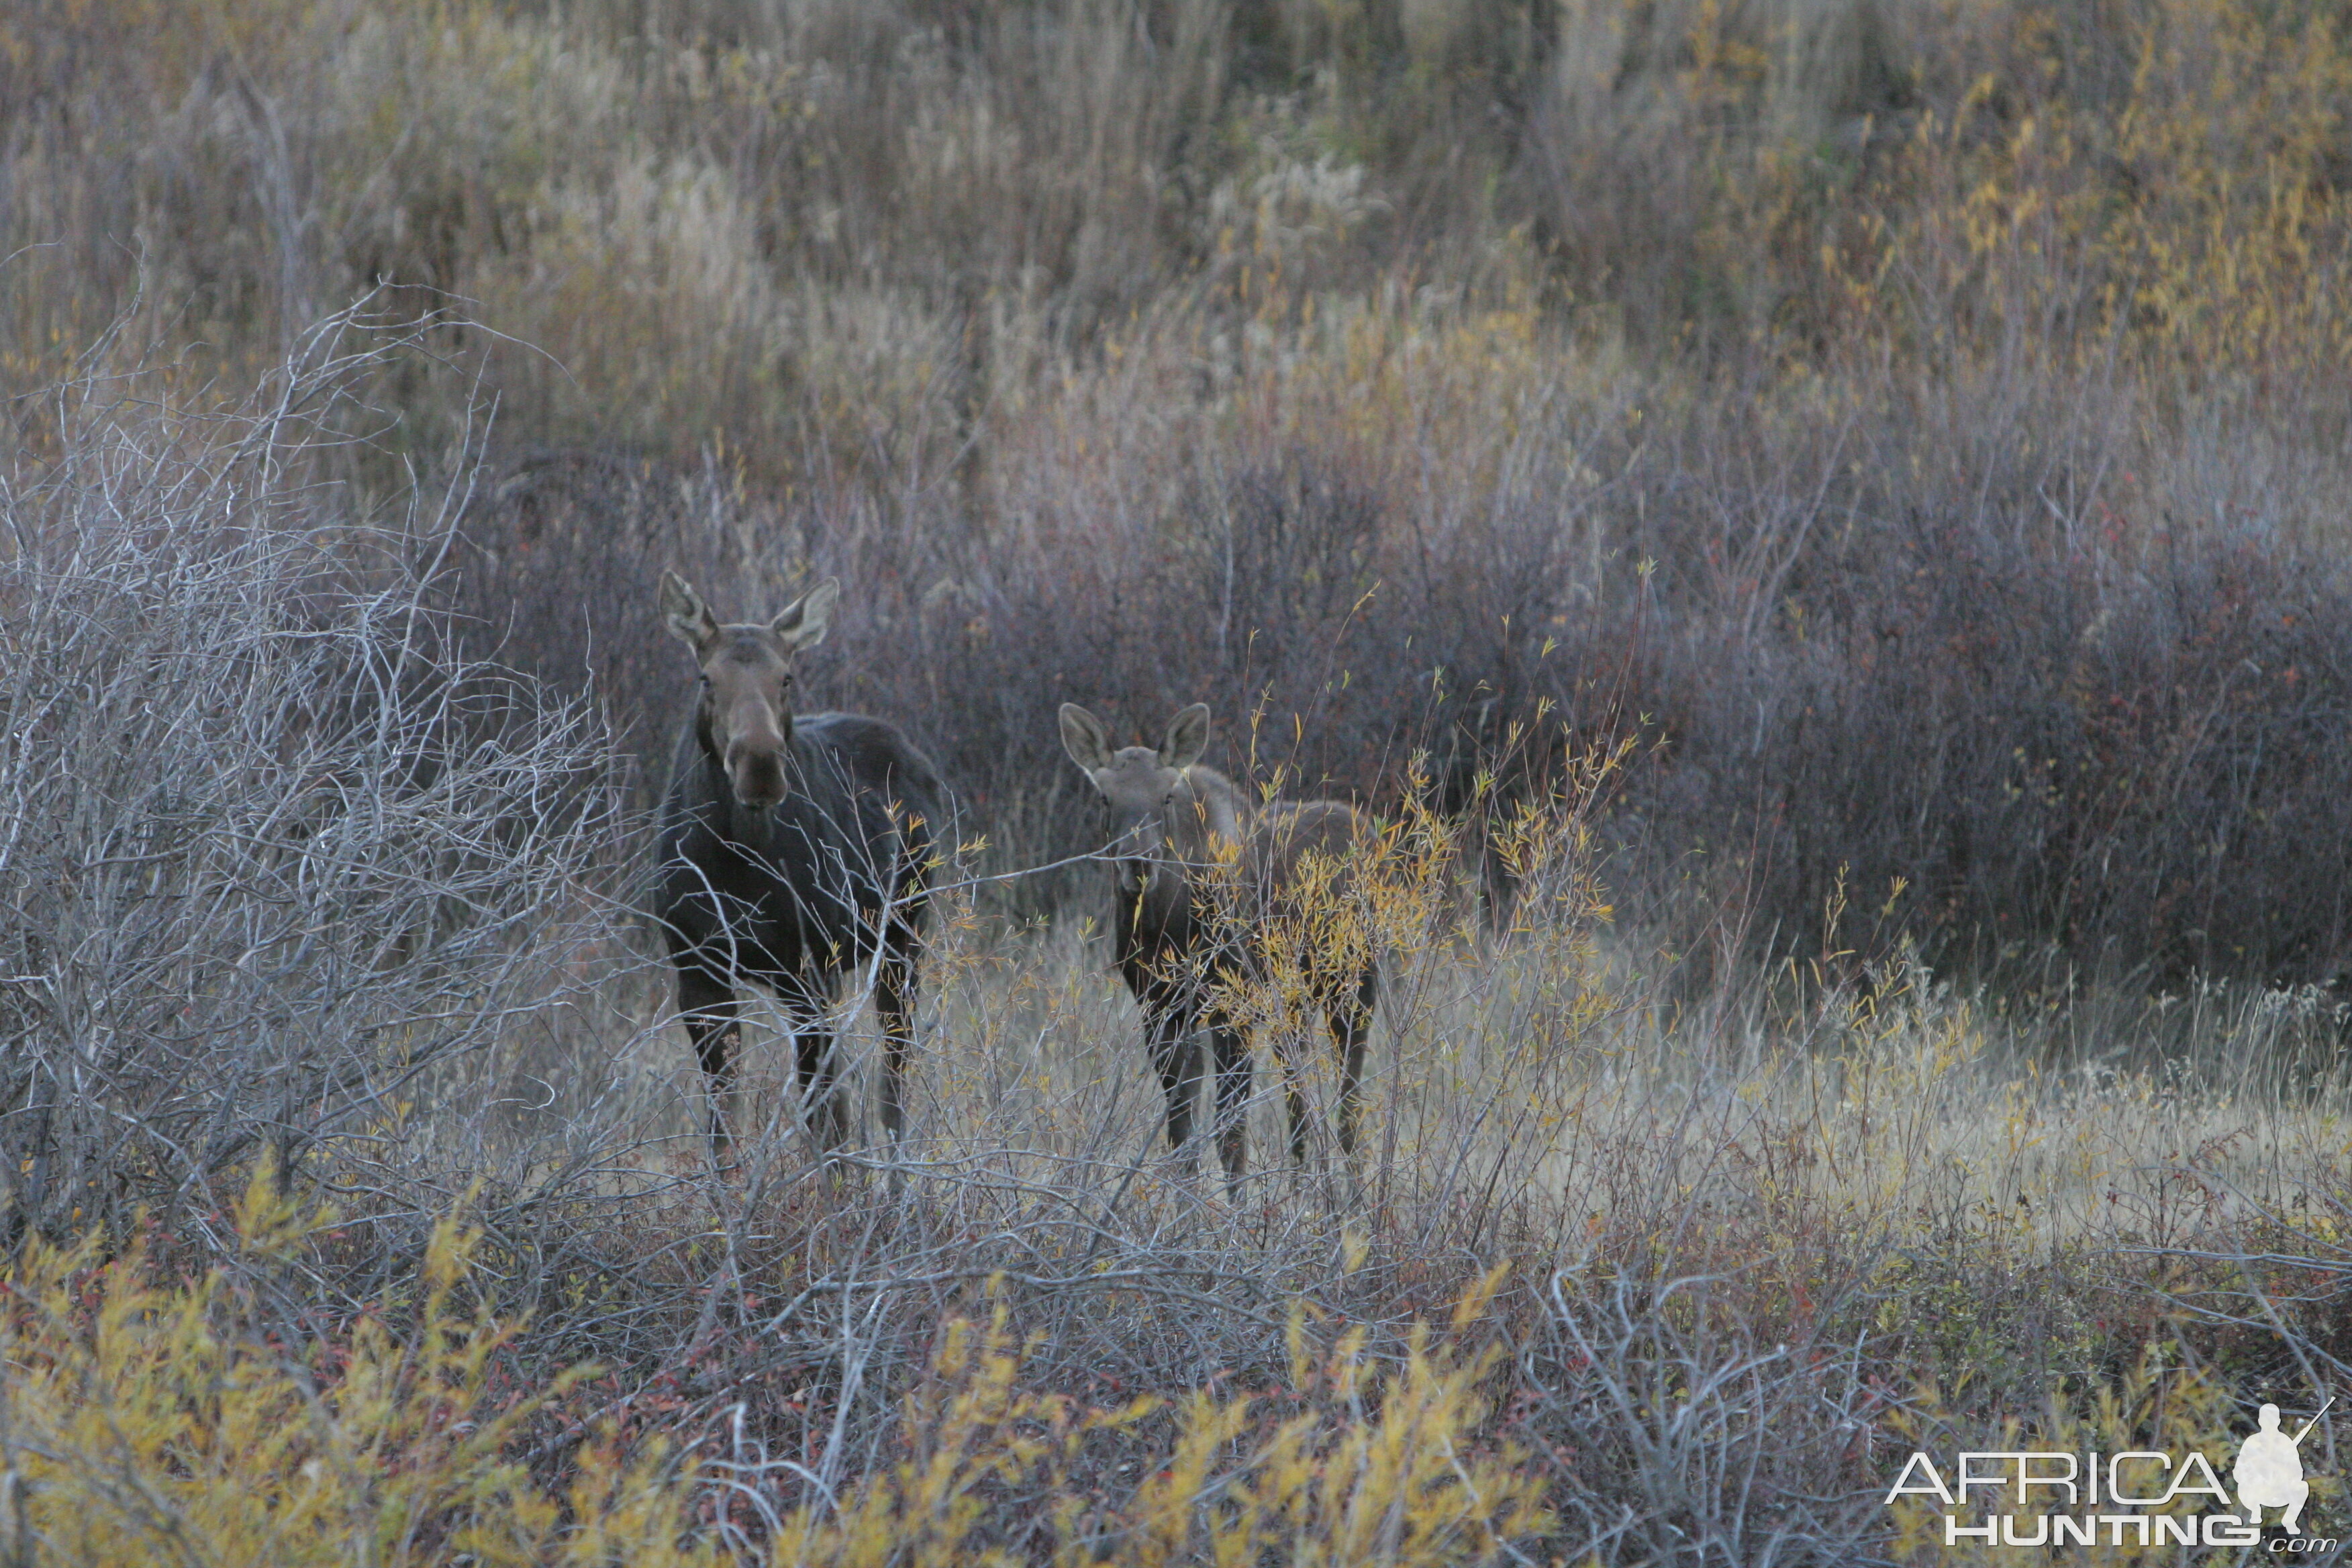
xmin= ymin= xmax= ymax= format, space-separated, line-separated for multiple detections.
xmin=2235 ymin=1399 xmax=2330 ymax=1532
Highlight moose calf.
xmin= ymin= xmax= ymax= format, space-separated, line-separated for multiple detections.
xmin=1060 ymin=701 xmax=1379 ymax=1183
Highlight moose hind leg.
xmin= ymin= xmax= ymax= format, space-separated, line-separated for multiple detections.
xmin=1479 ymin=828 xmax=1521 ymax=935
xmin=676 ymin=963 xmax=742 ymax=1157
xmin=1328 ymin=967 xmax=1377 ymax=1159
xmin=1208 ymin=1022 xmax=1252 ymax=1184
xmin=793 ymin=1024 xmax=852 ymax=1153
xmin=1278 ymin=1038 xmax=1316 ymax=1167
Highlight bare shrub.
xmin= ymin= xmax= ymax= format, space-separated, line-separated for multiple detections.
xmin=1624 ymin=380 xmax=2352 ymax=984
xmin=0 ymin=317 xmax=630 ymax=1243
xmin=449 ymin=447 xmax=767 ymax=791
xmin=1524 ymin=1265 xmax=1893 ymax=1563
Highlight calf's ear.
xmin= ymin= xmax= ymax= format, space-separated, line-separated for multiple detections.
xmin=1059 ymin=703 xmax=1114 ymax=774
xmin=659 ymin=571 xmax=720 ymax=651
xmin=1160 ymin=703 xmax=1212 ymax=771
xmin=773 ymin=577 xmax=841 ymax=650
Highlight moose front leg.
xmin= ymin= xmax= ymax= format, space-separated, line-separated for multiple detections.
xmin=675 ymin=962 xmax=743 ymax=1158
xmin=791 ymin=1022 xmax=851 ymax=1155
xmin=1143 ymin=991 xmax=1204 ymax=1167
xmin=771 ymin=975 xmax=848 ymax=1156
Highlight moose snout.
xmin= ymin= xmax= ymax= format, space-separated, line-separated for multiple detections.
xmin=726 ymin=744 xmax=789 ymax=809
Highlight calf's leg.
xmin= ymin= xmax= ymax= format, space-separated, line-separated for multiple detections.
xmin=1208 ymin=1020 xmax=1253 ymax=1185
xmin=1327 ymin=965 xmax=1378 ymax=1159
xmin=1277 ymin=1037 xmax=1315 ymax=1167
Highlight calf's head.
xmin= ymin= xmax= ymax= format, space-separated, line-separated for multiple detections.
xmin=660 ymin=570 xmax=840 ymax=810
xmin=1059 ymin=702 xmax=1212 ymax=895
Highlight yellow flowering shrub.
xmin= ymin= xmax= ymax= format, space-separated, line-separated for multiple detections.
xmin=0 ymin=1171 xmax=1548 ymax=1567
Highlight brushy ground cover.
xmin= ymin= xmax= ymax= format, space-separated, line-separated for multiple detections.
xmin=10 ymin=0 xmax=2352 ymax=1561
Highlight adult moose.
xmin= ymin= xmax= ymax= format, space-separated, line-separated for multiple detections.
xmin=655 ymin=570 xmax=946 ymax=1163
xmin=1059 ymin=701 xmax=1381 ymax=1184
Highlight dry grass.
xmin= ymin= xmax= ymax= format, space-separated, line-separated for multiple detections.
xmin=412 ymin=824 xmax=2352 ymax=1561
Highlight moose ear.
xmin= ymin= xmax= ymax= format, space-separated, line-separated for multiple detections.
xmin=1059 ymin=703 xmax=1114 ymax=774
xmin=1160 ymin=703 xmax=1212 ymax=771
xmin=771 ymin=577 xmax=840 ymax=650
xmin=659 ymin=570 xmax=720 ymax=650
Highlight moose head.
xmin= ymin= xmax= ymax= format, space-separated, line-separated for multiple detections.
xmin=1059 ymin=701 xmax=1215 ymax=895
xmin=660 ymin=570 xmax=840 ymax=810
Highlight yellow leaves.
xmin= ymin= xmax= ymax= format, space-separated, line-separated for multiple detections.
xmin=753 ymin=1279 xmax=1549 ymax=1568
xmin=1931 ymin=0 xmax=2352 ymax=375
xmin=1127 ymin=1392 xmax=1251 ymax=1564
xmin=233 ymin=1153 xmax=331 ymax=1263
xmin=767 ymin=1297 xmax=1132 ymax=1568
xmin=1202 ymin=274 xmax=1561 ymax=503
xmin=0 ymin=1195 xmax=679 ymax=1568
xmin=1222 ymin=1314 xmax=1549 ymax=1568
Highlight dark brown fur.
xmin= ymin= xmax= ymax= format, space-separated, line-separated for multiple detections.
xmin=655 ymin=572 xmax=945 ymax=1161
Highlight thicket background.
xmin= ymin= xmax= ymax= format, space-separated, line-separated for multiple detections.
xmin=14 ymin=0 xmax=2352 ymax=981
